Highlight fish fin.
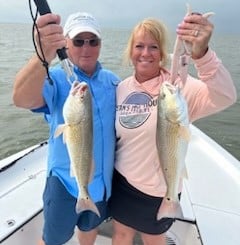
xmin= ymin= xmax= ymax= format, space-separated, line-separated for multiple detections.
xmin=157 ymin=197 xmax=184 ymax=220
xmin=70 ymin=163 xmax=75 ymax=177
xmin=54 ymin=124 xmax=67 ymax=139
xmin=202 ymin=12 xmax=215 ymax=19
xmin=179 ymin=54 xmax=191 ymax=85
xmin=76 ymin=197 xmax=100 ymax=217
xmin=181 ymin=166 xmax=188 ymax=179
xmin=179 ymin=126 xmax=191 ymax=141
xmin=88 ymin=159 xmax=95 ymax=183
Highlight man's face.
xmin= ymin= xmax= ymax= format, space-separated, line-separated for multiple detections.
xmin=66 ymin=32 xmax=101 ymax=76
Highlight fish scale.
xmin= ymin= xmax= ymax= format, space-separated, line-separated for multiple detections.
xmin=55 ymin=81 xmax=100 ymax=217
xmin=155 ymin=3 xmax=215 ymax=220
xmin=156 ymin=82 xmax=190 ymax=220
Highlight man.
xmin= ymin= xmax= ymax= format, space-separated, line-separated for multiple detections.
xmin=13 ymin=12 xmax=119 ymax=245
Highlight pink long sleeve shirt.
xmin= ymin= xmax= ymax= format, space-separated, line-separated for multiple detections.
xmin=115 ymin=49 xmax=237 ymax=197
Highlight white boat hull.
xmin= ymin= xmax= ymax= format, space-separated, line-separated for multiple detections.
xmin=1 ymin=125 xmax=240 ymax=244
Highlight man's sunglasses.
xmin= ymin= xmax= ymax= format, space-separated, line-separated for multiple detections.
xmin=72 ymin=38 xmax=100 ymax=47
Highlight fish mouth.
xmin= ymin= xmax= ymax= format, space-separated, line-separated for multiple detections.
xmin=162 ymin=82 xmax=178 ymax=94
xmin=160 ymin=82 xmax=178 ymax=100
xmin=71 ymin=82 xmax=88 ymax=98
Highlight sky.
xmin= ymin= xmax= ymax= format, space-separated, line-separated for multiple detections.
xmin=0 ymin=0 xmax=239 ymax=34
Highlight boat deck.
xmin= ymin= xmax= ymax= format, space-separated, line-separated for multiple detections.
xmin=68 ymin=221 xmax=143 ymax=245
xmin=1 ymin=125 xmax=240 ymax=245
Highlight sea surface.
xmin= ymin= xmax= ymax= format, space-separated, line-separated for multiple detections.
xmin=0 ymin=23 xmax=239 ymax=161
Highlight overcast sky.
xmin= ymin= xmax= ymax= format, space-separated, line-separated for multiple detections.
xmin=0 ymin=0 xmax=239 ymax=33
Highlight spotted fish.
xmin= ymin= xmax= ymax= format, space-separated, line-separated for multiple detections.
xmin=55 ymin=81 xmax=100 ymax=217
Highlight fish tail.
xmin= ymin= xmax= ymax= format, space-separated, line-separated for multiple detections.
xmin=75 ymin=197 xmax=100 ymax=217
xmin=156 ymin=197 xmax=184 ymax=220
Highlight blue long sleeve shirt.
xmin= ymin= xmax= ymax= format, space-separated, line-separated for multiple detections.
xmin=33 ymin=62 xmax=119 ymax=202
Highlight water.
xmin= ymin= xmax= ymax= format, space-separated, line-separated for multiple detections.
xmin=0 ymin=23 xmax=239 ymax=160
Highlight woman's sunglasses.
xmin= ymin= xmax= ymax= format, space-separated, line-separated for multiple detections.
xmin=72 ymin=38 xmax=100 ymax=47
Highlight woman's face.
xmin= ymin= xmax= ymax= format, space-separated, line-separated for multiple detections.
xmin=131 ymin=30 xmax=162 ymax=82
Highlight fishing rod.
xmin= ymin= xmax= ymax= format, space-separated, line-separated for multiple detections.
xmin=32 ymin=0 xmax=77 ymax=84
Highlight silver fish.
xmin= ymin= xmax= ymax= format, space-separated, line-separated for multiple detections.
xmin=55 ymin=81 xmax=100 ymax=217
xmin=170 ymin=4 xmax=214 ymax=87
xmin=156 ymin=81 xmax=190 ymax=220
xmin=155 ymin=5 xmax=214 ymax=221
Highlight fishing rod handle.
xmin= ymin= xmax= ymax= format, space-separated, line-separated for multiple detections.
xmin=33 ymin=0 xmax=68 ymax=60
xmin=33 ymin=0 xmax=51 ymax=14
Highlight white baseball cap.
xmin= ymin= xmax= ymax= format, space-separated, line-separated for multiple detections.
xmin=63 ymin=12 xmax=101 ymax=39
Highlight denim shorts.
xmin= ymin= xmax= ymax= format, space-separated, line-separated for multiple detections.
xmin=42 ymin=176 xmax=109 ymax=245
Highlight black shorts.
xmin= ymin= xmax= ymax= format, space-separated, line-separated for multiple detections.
xmin=109 ymin=169 xmax=175 ymax=235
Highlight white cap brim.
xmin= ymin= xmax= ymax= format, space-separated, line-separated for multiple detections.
xmin=68 ymin=26 xmax=101 ymax=39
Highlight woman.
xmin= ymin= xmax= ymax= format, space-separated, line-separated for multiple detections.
xmin=109 ymin=13 xmax=237 ymax=245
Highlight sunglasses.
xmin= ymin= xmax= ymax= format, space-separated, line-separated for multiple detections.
xmin=72 ymin=38 xmax=100 ymax=47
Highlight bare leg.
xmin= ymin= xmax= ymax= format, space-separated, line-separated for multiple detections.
xmin=77 ymin=228 xmax=98 ymax=245
xmin=141 ymin=232 xmax=166 ymax=245
xmin=37 ymin=239 xmax=45 ymax=245
xmin=112 ymin=219 xmax=136 ymax=245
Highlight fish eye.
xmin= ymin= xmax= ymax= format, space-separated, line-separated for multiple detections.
xmin=160 ymin=93 xmax=166 ymax=99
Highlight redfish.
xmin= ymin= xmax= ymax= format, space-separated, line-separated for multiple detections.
xmin=156 ymin=82 xmax=190 ymax=220
xmin=55 ymin=81 xmax=100 ymax=217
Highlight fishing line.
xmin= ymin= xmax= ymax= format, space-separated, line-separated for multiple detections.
xmin=28 ymin=0 xmax=53 ymax=84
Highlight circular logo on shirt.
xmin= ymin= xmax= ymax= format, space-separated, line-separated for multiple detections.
xmin=118 ymin=92 xmax=156 ymax=129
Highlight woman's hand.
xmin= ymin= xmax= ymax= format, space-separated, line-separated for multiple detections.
xmin=176 ymin=12 xmax=214 ymax=59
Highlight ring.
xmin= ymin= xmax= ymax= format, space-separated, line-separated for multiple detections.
xmin=194 ymin=30 xmax=199 ymax=37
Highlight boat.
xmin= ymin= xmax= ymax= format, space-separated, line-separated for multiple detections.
xmin=0 ymin=124 xmax=240 ymax=245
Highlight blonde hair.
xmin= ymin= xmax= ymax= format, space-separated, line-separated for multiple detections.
xmin=124 ymin=18 xmax=169 ymax=67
